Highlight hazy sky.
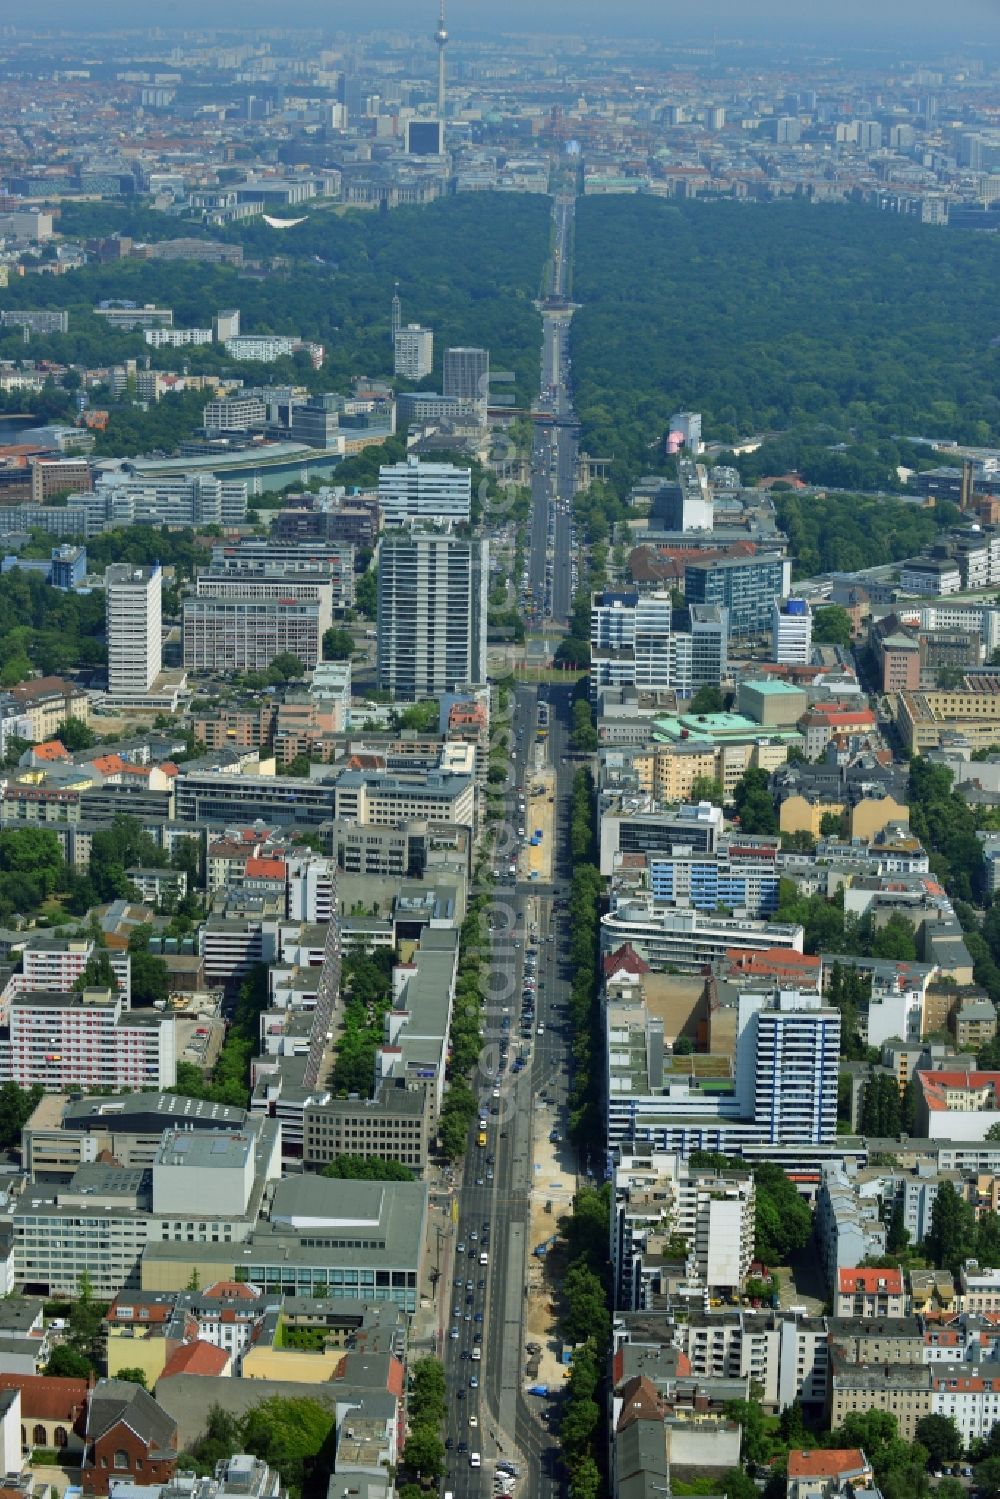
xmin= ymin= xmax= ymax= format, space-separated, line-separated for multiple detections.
xmin=16 ymin=0 xmax=1000 ymax=44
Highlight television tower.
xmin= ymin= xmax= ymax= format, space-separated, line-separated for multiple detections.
xmin=391 ymin=281 xmax=401 ymax=346
xmin=434 ymin=0 xmax=448 ymax=120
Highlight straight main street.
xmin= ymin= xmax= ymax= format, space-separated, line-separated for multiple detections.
xmin=440 ymin=196 xmax=581 ymax=1499
xmin=529 ymin=200 xmax=577 ymax=630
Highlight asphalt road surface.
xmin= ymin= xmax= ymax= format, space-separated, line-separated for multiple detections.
xmin=441 ymin=196 xmax=580 ymax=1499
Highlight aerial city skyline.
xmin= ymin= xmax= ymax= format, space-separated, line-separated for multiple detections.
xmin=0 ymin=8 xmax=998 ymax=1499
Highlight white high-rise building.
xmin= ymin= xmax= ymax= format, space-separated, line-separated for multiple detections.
xmin=611 ymin=1151 xmax=755 ymax=1310
xmin=735 ymin=989 xmax=840 ymax=1146
xmin=376 ymin=523 xmax=488 ymax=697
xmin=0 ymin=987 xmax=174 ymax=1091
xmin=669 ymin=410 xmax=703 ymax=455
xmin=634 ymin=594 xmax=674 ymax=692
xmin=213 ymin=308 xmax=241 ymax=342
xmin=105 ymin=563 xmax=162 ymax=696
xmin=378 ymin=455 xmax=472 ymax=526
xmin=772 ymin=598 xmax=813 ymax=665
xmin=590 ymin=589 xmax=674 ymax=702
xmin=394 ymin=323 xmax=434 ymax=380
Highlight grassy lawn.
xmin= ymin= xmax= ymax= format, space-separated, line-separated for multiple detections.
xmin=511 ymin=667 xmax=586 ymax=684
xmin=668 ymin=1054 xmax=732 ymax=1077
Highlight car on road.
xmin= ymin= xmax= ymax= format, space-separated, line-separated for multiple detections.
xmin=474 ymin=1312 xmax=484 ymax=1323
xmin=469 ymin=1415 xmax=478 ymax=1428
xmin=469 ymin=1377 xmax=479 ymax=1389
xmin=450 ymin=1327 xmax=459 ymax=1339
xmin=457 ymin=1440 xmax=468 ymax=1453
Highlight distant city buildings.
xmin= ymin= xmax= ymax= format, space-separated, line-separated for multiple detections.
xmin=589 ymin=590 xmax=727 ymax=703
xmin=378 ymin=454 xmax=472 ymax=526
xmin=105 ymin=563 xmax=162 ymax=697
xmin=376 ymin=523 xmax=488 ymax=695
xmin=685 ymin=553 xmax=791 ymax=637
xmin=393 ymin=323 xmax=434 ymax=380
xmin=443 ymin=345 xmax=488 ymax=403
xmin=183 ymin=575 xmax=333 ymax=672
xmin=773 ymin=598 xmax=813 ymax=665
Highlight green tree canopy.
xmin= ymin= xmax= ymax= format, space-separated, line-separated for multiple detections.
xmin=689 ymin=684 xmax=724 ymax=714
xmin=321 ymin=1154 xmax=414 ymax=1181
xmin=732 ymin=767 xmax=778 ymax=836
xmin=812 ymin=605 xmax=855 ymax=647
xmin=925 ymin=1180 xmax=976 ymax=1274
xmin=752 ymin=1164 xmax=813 ymax=1264
xmin=45 ymin=1344 xmax=92 ymax=1379
xmin=239 ymin=1396 xmax=336 ymax=1499
xmin=322 ymin=628 xmax=354 ymax=661
xmin=0 ymin=1082 xmax=43 ymax=1149
xmin=914 ymin=1414 xmax=963 ymax=1469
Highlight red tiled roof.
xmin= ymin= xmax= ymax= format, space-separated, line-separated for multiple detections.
xmin=0 ymin=1373 xmax=88 ymax=1420
xmin=802 ymin=704 xmax=876 ymax=728
xmin=108 ymin=1301 xmax=171 ymax=1325
xmin=919 ymin=1070 xmax=1000 ymax=1111
xmin=603 ymin=943 xmax=650 ymax=979
xmin=32 ymin=740 xmax=69 ymax=762
xmin=386 ymin=1356 xmax=405 ymax=1399
xmin=90 ymin=754 xmax=126 ymax=775
xmin=760 ymin=474 xmax=807 ymax=490
xmin=615 ymin=1374 xmax=664 ymax=1431
xmin=158 ymin=1341 xmax=230 ymax=1379
xmin=11 ymin=676 xmax=79 ymax=703
xmin=202 ymin=1280 xmax=259 ymax=1301
xmin=245 ymin=857 xmax=286 ymax=880
xmin=787 ymin=1450 xmax=868 ymax=1479
xmin=837 ymin=1267 xmax=904 ymax=1295
xmin=723 ymin=947 xmax=820 ymax=976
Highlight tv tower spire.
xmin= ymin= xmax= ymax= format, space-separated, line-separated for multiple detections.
xmin=391 ymin=281 xmax=401 ymax=346
xmin=434 ymin=0 xmax=447 ymax=120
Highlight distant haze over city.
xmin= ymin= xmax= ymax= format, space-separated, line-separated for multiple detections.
xmin=15 ymin=0 xmax=1000 ymax=43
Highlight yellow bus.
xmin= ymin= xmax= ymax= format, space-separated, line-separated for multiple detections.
xmin=478 ymin=1130 xmax=487 ymax=1148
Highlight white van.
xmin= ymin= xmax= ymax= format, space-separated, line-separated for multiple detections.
xmin=480 ymin=1250 xmax=489 ymax=1265
xmin=472 ymin=1346 xmax=481 ymax=1361
xmin=470 ymin=1453 xmax=481 ymax=1469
